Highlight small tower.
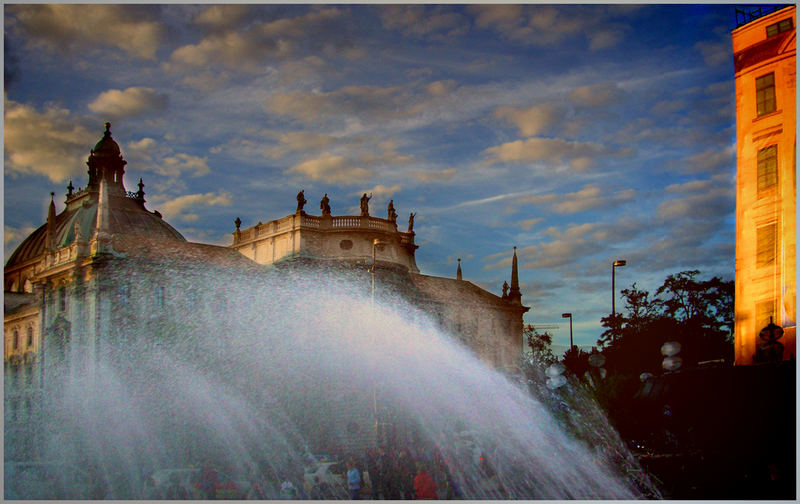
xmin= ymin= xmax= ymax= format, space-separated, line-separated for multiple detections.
xmin=44 ymin=192 xmax=56 ymax=252
xmin=508 ymin=246 xmax=522 ymax=304
xmin=87 ymin=122 xmax=127 ymax=195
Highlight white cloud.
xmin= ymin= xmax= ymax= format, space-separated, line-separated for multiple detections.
xmin=4 ymin=97 xmax=94 ymax=182
xmin=484 ymin=219 xmax=644 ymax=272
xmin=9 ymin=4 xmax=165 ymax=59
xmin=168 ymin=8 xmax=345 ymax=72
xmin=274 ymin=56 xmax=328 ymax=86
xmin=411 ymin=169 xmax=457 ymax=183
xmin=517 ymin=218 xmax=543 ymax=231
xmin=358 ymin=141 xmax=414 ymax=167
xmin=177 ymin=69 xmax=233 ymax=92
xmin=360 ymin=184 xmax=402 ymax=199
xmin=287 ymin=153 xmax=373 ymax=184
xmin=657 ymin=180 xmax=733 ymax=221
xmin=695 ymin=40 xmax=731 ymax=67
xmin=495 ymin=103 xmax=561 ymax=137
xmin=124 ymin=138 xmax=211 ymax=180
xmin=380 ymin=5 xmax=469 ymax=39
xmin=155 ymin=191 xmax=232 ymax=223
xmin=483 ymin=137 xmax=608 ymax=169
xmin=88 ymin=87 xmax=168 ymax=119
xmin=427 ymin=80 xmax=458 ymax=96
xmin=517 ymin=185 xmax=635 ymax=214
xmin=162 ymin=154 xmax=211 ymax=178
xmin=266 ymin=85 xmax=407 ymax=124
xmin=470 ymin=5 xmax=626 ymax=50
xmin=193 ymin=5 xmax=252 ymax=31
xmin=589 ymin=29 xmax=625 ymax=51
xmin=681 ymin=145 xmax=734 ymax=174
xmin=262 ymin=132 xmax=339 ymax=159
xmin=568 ymin=83 xmax=624 ymax=107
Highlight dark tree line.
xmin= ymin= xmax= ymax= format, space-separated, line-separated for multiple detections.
xmin=518 ymin=270 xmax=734 ymax=396
xmin=597 ymin=270 xmax=734 ymax=376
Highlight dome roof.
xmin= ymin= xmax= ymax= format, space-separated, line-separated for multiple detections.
xmin=91 ymin=122 xmax=121 ymax=157
xmin=6 ymin=124 xmax=186 ymax=270
xmin=5 ymin=193 xmax=186 ymax=269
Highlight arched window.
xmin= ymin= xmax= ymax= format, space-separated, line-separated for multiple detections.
xmin=26 ymin=327 xmax=33 ymax=348
xmin=12 ymin=330 xmax=19 ymax=350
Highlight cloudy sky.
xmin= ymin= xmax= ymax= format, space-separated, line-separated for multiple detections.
xmin=4 ymin=4 xmax=737 ymax=351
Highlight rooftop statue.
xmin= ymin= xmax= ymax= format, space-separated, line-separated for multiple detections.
xmin=408 ymin=212 xmax=416 ymax=232
xmin=320 ymin=193 xmax=331 ymax=216
xmin=387 ymin=200 xmax=398 ymax=223
xmin=360 ymin=193 xmax=372 ymax=216
xmin=296 ymin=190 xmax=307 ymax=213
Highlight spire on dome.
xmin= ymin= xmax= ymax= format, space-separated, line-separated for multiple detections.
xmin=135 ymin=178 xmax=146 ymax=204
xmin=45 ymin=192 xmax=56 ymax=251
xmin=457 ymin=257 xmax=462 ymax=281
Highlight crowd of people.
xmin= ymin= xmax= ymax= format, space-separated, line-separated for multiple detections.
xmin=243 ymin=443 xmax=480 ymax=500
xmin=353 ymin=445 xmax=459 ymax=500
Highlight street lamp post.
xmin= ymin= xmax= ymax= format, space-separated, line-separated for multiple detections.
xmin=612 ymin=260 xmax=627 ymax=338
xmin=370 ymin=238 xmax=386 ymax=446
xmin=561 ymin=312 xmax=573 ymax=350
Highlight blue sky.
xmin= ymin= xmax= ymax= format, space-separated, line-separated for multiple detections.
xmin=4 ymin=4 xmax=738 ymax=351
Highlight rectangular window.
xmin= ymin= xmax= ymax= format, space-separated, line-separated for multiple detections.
xmin=766 ymin=18 xmax=793 ymax=37
xmin=757 ymin=145 xmax=778 ymax=194
xmin=119 ymin=284 xmax=130 ymax=305
xmin=756 ymin=223 xmax=777 ymax=268
xmin=154 ymin=286 xmax=165 ymax=310
xmin=756 ymin=73 xmax=776 ymax=117
xmin=59 ymin=286 xmax=67 ymax=312
xmin=10 ymin=399 xmax=19 ymax=422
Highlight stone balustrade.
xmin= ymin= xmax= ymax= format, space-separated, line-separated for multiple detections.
xmin=234 ymin=213 xmax=403 ymax=245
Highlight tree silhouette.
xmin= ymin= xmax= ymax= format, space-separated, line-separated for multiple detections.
xmin=523 ymin=324 xmax=558 ymax=367
xmin=597 ymin=270 xmax=734 ymax=376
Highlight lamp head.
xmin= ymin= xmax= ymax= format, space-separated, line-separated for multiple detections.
xmin=561 ymin=313 xmax=571 ymax=318
xmin=613 ymin=260 xmax=627 ymax=267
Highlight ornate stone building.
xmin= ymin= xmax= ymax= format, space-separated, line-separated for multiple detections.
xmin=3 ymin=124 xmax=262 ymax=459
xmin=732 ymin=6 xmax=796 ymax=364
xmin=4 ymin=125 xmax=529 ymax=458
xmin=231 ymin=192 xmax=528 ymax=371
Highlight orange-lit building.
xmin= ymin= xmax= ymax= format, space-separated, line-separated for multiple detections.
xmin=732 ymin=5 xmax=796 ymax=365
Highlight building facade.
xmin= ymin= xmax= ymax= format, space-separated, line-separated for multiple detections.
xmin=732 ymin=5 xmax=796 ymax=365
xmin=231 ymin=194 xmax=529 ymax=371
xmin=5 ymin=125 xmax=530 ymax=459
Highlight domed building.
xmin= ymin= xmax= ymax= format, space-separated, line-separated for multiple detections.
xmin=3 ymin=124 xmax=262 ymax=460
xmin=4 ymin=125 xmax=529 ymax=460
